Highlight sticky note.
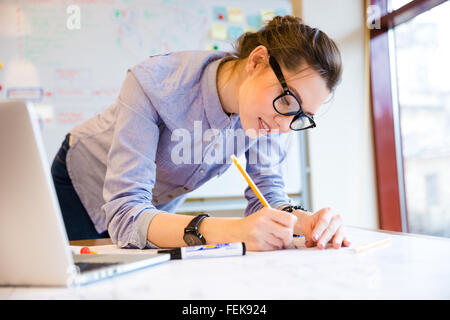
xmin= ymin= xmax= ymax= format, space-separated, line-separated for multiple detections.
xmin=213 ymin=6 xmax=227 ymax=21
xmin=227 ymin=7 xmax=244 ymax=23
xmin=210 ymin=24 xmax=227 ymax=41
xmin=228 ymin=26 xmax=243 ymax=41
xmin=244 ymin=26 xmax=257 ymax=33
xmin=275 ymin=9 xmax=289 ymax=17
xmin=260 ymin=9 xmax=275 ymax=23
xmin=0 ymin=61 xmax=3 ymax=69
xmin=247 ymin=14 xmax=261 ymax=30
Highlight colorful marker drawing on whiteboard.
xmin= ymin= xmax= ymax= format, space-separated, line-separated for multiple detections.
xmin=7 ymin=87 xmax=43 ymax=101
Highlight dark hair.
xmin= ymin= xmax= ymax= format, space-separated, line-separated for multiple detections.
xmin=230 ymin=15 xmax=342 ymax=92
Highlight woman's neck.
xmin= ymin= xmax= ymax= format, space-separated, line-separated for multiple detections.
xmin=216 ymin=58 xmax=243 ymax=116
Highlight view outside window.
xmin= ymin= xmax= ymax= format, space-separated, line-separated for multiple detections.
xmin=390 ymin=0 xmax=413 ymax=11
xmin=393 ymin=1 xmax=450 ymax=237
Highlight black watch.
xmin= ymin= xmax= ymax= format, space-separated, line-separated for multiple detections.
xmin=281 ymin=204 xmax=306 ymax=213
xmin=183 ymin=214 xmax=209 ymax=246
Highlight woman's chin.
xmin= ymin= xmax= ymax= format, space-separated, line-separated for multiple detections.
xmin=244 ymin=128 xmax=259 ymax=139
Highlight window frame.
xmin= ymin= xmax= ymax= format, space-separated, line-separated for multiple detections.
xmin=369 ymin=0 xmax=447 ymax=231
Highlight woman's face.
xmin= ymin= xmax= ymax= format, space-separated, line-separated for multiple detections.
xmin=238 ymin=49 xmax=330 ymax=138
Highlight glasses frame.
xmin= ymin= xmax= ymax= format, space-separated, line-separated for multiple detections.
xmin=269 ymin=55 xmax=316 ymax=131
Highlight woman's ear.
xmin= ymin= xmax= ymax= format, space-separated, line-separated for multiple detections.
xmin=245 ymin=45 xmax=269 ymax=76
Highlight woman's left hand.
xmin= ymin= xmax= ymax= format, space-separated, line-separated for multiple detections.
xmin=294 ymin=207 xmax=351 ymax=249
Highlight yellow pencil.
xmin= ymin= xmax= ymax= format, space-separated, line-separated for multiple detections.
xmin=230 ymin=154 xmax=271 ymax=208
xmin=354 ymin=238 xmax=392 ymax=253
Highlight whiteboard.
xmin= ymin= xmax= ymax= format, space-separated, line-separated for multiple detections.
xmin=0 ymin=0 xmax=301 ymax=198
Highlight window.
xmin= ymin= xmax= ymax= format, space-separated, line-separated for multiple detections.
xmin=369 ymin=0 xmax=449 ymax=237
xmin=391 ymin=0 xmax=414 ymax=10
xmin=393 ymin=1 xmax=450 ymax=237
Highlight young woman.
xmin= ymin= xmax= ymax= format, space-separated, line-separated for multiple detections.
xmin=51 ymin=15 xmax=350 ymax=251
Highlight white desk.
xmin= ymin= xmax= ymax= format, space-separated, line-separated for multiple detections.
xmin=1 ymin=227 xmax=449 ymax=299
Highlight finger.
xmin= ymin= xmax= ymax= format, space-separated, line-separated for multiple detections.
xmin=268 ymin=221 xmax=294 ymax=248
xmin=343 ymin=237 xmax=351 ymax=247
xmin=317 ymin=214 xmax=343 ymax=249
xmin=269 ymin=209 xmax=298 ymax=229
xmin=331 ymin=226 xmax=345 ymax=249
xmin=265 ymin=234 xmax=283 ymax=250
xmin=311 ymin=208 xmax=333 ymax=241
xmin=305 ymin=238 xmax=316 ymax=248
xmin=303 ymin=229 xmax=315 ymax=248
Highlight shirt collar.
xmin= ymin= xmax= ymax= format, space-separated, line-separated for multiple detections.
xmin=201 ymin=57 xmax=233 ymax=130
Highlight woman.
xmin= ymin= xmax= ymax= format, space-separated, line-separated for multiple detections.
xmin=51 ymin=15 xmax=351 ymax=251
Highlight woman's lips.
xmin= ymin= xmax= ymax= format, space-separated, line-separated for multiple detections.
xmin=258 ymin=117 xmax=271 ymax=133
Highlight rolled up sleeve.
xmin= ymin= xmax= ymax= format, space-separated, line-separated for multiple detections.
xmin=244 ymin=133 xmax=292 ymax=216
xmin=101 ymin=71 xmax=164 ymax=249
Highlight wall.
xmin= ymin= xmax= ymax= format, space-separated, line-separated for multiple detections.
xmin=301 ymin=0 xmax=379 ymax=228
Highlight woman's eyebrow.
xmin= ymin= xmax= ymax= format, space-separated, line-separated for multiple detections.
xmin=288 ymin=85 xmax=314 ymax=116
xmin=288 ymin=85 xmax=302 ymax=104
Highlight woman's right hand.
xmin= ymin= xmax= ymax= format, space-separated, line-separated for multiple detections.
xmin=232 ymin=207 xmax=297 ymax=251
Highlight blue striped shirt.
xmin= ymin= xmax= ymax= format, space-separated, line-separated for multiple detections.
xmin=66 ymin=50 xmax=292 ymax=249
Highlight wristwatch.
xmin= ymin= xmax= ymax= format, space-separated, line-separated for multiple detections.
xmin=281 ymin=204 xmax=306 ymax=212
xmin=183 ymin=214 xmax=209 ymax=246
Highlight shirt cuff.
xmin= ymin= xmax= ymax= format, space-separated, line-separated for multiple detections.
xmin=117 ymin=209 xmax=165 ymax=249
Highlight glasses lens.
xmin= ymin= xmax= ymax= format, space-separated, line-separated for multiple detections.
xmin=291 ymin=115 xmax=314 ymax=130
xmin=274 ymin=94 xmax=300 ymax=114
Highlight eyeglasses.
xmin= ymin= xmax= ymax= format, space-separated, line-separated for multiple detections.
xmin=269 ymin=55 xmax=316 ymax=131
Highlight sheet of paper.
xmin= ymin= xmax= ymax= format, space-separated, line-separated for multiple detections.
xmin=70 ymin=244 xmax=159 ymax=255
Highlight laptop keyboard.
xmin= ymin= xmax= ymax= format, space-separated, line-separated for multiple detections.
xmin=75 ymin=262 xmax=120 ymax=273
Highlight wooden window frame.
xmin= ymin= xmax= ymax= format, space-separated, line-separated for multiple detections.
xmin=369 ymin=0 xmax=447 ymax=231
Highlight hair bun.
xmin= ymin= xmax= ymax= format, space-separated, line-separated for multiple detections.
xmin=230 ymin=14 xmax=342 ymax=92
xmin=266 ymin=15 xmax=303 ymax=29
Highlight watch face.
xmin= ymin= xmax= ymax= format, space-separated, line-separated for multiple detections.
xmin=183 ymin=233 xmax=203 ymax=246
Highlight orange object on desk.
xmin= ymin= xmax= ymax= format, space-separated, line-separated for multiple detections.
xmin=80 ymin=246 xmax=98 ymax=254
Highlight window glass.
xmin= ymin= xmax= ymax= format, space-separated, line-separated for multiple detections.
xmin=393 ymin=1 xmax=450 ymax=237
xmin=390 ymin=0 xmax=413 ymax=11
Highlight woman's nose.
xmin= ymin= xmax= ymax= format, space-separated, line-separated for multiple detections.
xmin=274 ymin=115 xmax=292 ymax=133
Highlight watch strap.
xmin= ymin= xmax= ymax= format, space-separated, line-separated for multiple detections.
xmin=183 ymin=214 xmax=209 ymax=246
xmin=185 ymin=214 xmax=209 ymax=233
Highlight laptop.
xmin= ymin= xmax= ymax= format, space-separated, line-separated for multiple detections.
xmin=0 ymin=100 xmax=170 ymax=286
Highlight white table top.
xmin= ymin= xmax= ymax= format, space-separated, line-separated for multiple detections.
xmin=1 ymin=226 xmax=449 ymax=299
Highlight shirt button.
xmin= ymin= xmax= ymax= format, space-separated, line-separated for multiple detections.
xmin=199 ymin=169 xmax=205 ymax=173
